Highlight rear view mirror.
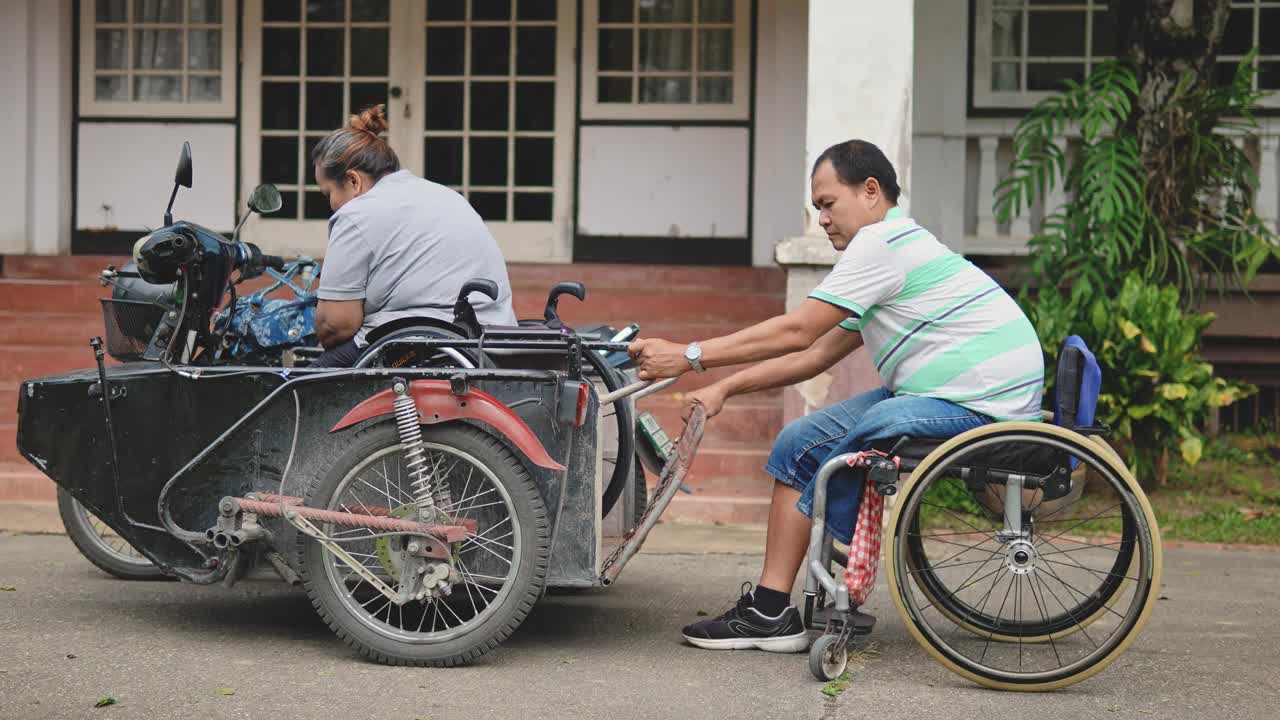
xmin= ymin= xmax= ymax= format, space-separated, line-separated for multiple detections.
xmin=174 ymin=142 xmax=193 ymax=188
xmin=247 ymin=184 xmax=283 ymax=215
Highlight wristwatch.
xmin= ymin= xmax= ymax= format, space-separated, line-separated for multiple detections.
xmin=684 ymin=342 xmax=706 ymax=373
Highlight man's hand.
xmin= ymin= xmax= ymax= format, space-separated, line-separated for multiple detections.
xmin=628 ymin=337 xmax=690 ymax=380
xmin=682 ymin=385 xmax=727 ymax=421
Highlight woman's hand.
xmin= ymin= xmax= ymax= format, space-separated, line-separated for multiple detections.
xmin=682 ymin=385 xmax=727 ymax=421
xmin=628 ymin=338 xmax=690 ymax=380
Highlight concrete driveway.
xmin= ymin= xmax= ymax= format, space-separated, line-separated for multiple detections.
xmin=0 ymin=524 xmax=1275 ymax=720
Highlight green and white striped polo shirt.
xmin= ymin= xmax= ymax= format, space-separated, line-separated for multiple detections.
xmin=809 ymin=207 xmax=1044 ymax=421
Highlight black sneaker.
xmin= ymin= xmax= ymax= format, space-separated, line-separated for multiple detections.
xmin=682 ymin=583 xmax=808 ymax=652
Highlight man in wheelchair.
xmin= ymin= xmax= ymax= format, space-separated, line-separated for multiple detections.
xmin=308 ymin=105 xmax=517 ymax=368
xmin=629 ymin=139 xmax=1044 ymax=653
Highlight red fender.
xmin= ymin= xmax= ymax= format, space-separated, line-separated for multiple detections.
xmin=330 ymin=380 xmax=565 ymax=471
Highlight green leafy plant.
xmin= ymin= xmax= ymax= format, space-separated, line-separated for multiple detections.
xmin=995 ymin=54 xmax=1279 ymax=303
xmin=1027 ymin=277 xmax=1253 ymax=486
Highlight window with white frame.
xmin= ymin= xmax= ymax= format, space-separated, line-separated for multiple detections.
xmin=582 ymin=0 xmax=750 ymax=120
xmin=1217 ymin=1 xmax=1280 ymax=97
xmin=80 ymin=0 xmax=236 ymax=117
xmin=973 ymin=0 xmax=1113 ymax=109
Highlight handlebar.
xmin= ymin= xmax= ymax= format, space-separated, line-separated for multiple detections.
xmin=260 ymin=254 xmax=287 ymax=271
xmin=597 ymin=377 xmax=680 ymax=405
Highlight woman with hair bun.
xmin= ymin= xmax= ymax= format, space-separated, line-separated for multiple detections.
xmin=307 ymin=104 xmax=516 ymax=368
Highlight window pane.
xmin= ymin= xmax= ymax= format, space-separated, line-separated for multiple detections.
xmin=425 ymin=81 xmax=465 ymax=129
xmin=698 ymin=29 xmax=732 ymax=71
xmin=95 ymin=74 xmax=128 ymax=101
xmin=189 ymin=75 xmax=221 ymax=101
xmin=272 ymin=191 xmax=299 ymax=221
xmin=305 ymin=191 xmax=332 ymax=220
xmin=349 ymin=82 xmax=388 ymax=115
xmin=472 ymin=27 xmax=511 ymax=75
xmin=640 ymin=76 xmax=691 ymax=103
xmin=470 ymin=138 xmax=508 ymax=186
xmin=599 ymin=0 xmax=633 ymax=24
xmin=1223 ymin=8 xmax=1254 ymax=56
xmin=425 ymin=138 xmax=464 ymax=185
xmin=473 ymin=0 xmax=511 ymax=21
xmin=135 ymin=30 xmax=183 ymax=70
xmin=260 ymin=136 xmax=299 ymax=185
xmin=427 ymin=27 xmax=466 ymax=75
xmin=640 ymin=28 xmax=692 ymax=71
xmin=639 ymin=0 xmax=692 ymax=23
xmin=1261 ymin=9 xmax=1280 ymax=55
xmin=518 ymin=0 xmax=556 ymax=21
xmin=515 ymin=138 xmax=553 ymax=186
xmin=515 ymin=81 xmax=555 ymax=130
xmin=136 ymin=0 xmax=182 ymax=22
xmin=351 ymin=0 xmax=390 ymax=22
xmin=188 ymin=29 xmax=221 ymax=70
xmin=97 ymin=0 xmax=127 ymax=23
xmin=599 ymin=29 xmax=633 ymax=71
xmin=991 ymin=10 xmax=1020 ymax=57
xmin=307 ymin=29 xmax=344 ymax=76
xmin=189 ymin=0 xmax=221 ymax=23
xmin=135 ymin=75 xmax=183 ymax=101
xmin=598 ymin=76 xmax=631 ymax=102
xmin=1027 ymin=11 xmax=1085 ymax=56
xmin=306 ymin=82 xmax=344 ymax=130
xmin=697 ymin=76 xmax=731 ymax=103
xmin=517 ymin=27 xmax=556 ymax=75
xmin=263 ymin=28 xmax=301 ymax=76
xmin=1258 ymin=61 xmax=1280 ymax=90
xmin=96 ymin=30 xmax=127 ymax=70
xmin=471 ymin=82 xmax=510 ymax=130
xmin=262 ymin=82 xmax=300 ymax=129
xmin=1027 ymin=62 xmax=1083 ymax=91
xmin=469 ymin=192 xmax=507 ymax=221
xmin=351 ymin=28 xmax=390 ymax=76
xmin=307 ymin=0 xmax=343 ymax=22
xmin=699 ymin=0 xmax=733 ymax=23
xmin=1091 ymin=10 xmax=1115 ymax=56
xmin=992 ymin=61 xmax=1019 ymax=91
xmin=514 ymin=192 xmax=552 ymax=220
xmin=265 ymin=1 xmax=301 ymax=22
xmin=427 ymin=0 xmax=465 ymax=21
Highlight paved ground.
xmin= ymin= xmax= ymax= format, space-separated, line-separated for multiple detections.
xmin=0 ymin=524 xmax=1277 ymax=720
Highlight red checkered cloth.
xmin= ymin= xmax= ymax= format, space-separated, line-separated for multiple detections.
xmin=844 ymin=455 xmax=886 ymax=606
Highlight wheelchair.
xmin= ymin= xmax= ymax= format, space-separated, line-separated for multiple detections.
xmin=804 ymin=339 xmax=1162 ymax=691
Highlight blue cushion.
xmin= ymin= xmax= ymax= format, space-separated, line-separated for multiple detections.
xmin=1054 ymin=335 xmax=1102 ymax=428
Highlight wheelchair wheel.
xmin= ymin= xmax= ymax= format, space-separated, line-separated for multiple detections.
xmin=884 ymin=422 xmax=1161 ymax=691
xmin=353 ymin=326 xmax=488 ymax=369
xmin=585 ymin=355 xmax=636 ymax=519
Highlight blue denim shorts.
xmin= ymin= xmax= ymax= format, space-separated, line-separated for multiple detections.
xmin=764 ymin=386 xmax=992 ymax=544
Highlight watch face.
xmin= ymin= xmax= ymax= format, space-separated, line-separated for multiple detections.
xmin=685 ymin=344 xmax=700 ymax=361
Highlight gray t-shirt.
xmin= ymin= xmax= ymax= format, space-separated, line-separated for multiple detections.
xmin=317 ymin=170 xmax=518 ymax=345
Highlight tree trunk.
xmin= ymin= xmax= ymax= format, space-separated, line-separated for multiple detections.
xmin=1112 ymin=0 xmax=1232 ymax=233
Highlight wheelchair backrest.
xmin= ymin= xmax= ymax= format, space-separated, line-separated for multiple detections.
xmin=1053 ymin=335 xmax=1102 ymax=430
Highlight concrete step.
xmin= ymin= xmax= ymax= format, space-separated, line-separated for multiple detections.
xmin=0 ymin=312 xmax=108 ymax=347
xmin=510 ymin=292 xmax=782 ymax=326
xmin=0 ymin=279 xmax=110 ymax=313
xmin=659 ymin=493 xmax=771 ymax=526
xmin=1 ymin=387 xmax=18 ymax=420
xmin=0 ymin=422 xmax=17 ymax=464
xmin=0 ymin=463 xmax=55 ymax=502
xmin=638 ymin=396 xmax=782 ymax=446
xmin=508 ymin=262 xmax=785 ymax=295
xmin=1 ymin=255 xmax=127 ymax=281
xmin=0 ymin=346 xmax=98 ymax=382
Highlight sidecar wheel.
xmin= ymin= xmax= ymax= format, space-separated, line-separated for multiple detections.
xmin=57 ymin=488 xmax=165 ymax=581
xmin=300 ymin=421 xmax=549 ymax=667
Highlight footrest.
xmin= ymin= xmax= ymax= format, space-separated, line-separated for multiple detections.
xmin=807 ymin=605 xmax=876 ymax=635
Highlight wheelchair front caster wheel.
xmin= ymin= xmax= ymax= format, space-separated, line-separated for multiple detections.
xmin=809 ymin=634 xmax=848 ymax=681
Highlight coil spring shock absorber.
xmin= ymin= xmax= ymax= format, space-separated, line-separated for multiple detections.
xmin=391 ymin=380 xmax=452 ymax=518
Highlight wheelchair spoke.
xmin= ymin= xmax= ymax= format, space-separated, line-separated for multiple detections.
xmin=1027 ymin=572 xmax=1063 ymax=667
xmin=1035 ymin=503 xmax=1123 ymax=548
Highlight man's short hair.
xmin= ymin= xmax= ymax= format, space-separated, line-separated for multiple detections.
xmin=813 ymin=140 xmax=901 ymax=203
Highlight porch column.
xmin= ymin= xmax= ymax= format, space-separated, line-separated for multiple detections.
xmin=776 ymin=0 xmax=914 ymax=424
xmin=1260 ymin=135 xmax=1279 ymax=232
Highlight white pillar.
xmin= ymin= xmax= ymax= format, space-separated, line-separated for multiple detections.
xmin=26 ymin=0 xmax=74 ymax=255
xmin=803 ymin=0 xmax=913 ymax=234
xmin=1043 ymin=136 xmax=1068 ymax=227
xmin=0 ymin=1 xmax=33 ymax=254
xmin=1260 ymin=135 xmax=1279 ymax=232
xmin=975 ymin=136 xmax=1000 ymax=239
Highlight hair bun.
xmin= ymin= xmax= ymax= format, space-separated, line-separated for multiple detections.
xmin=349 ymin=104 xmax=389 ymax=136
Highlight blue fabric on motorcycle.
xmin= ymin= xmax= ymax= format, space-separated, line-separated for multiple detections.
xmin=226 ymin=297 xmax=318 ymax=350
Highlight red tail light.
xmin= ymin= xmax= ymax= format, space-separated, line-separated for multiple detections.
xmin=575 ymin=382 xmax=590 ymax=427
